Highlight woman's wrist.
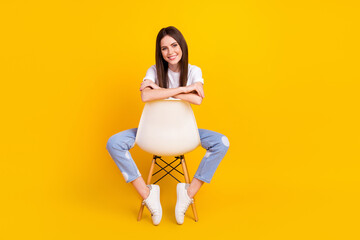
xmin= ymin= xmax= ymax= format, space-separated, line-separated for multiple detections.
xmin=179 ymin=86 xmax=186 ymax=93
xmin=152 ymin=84 xmax=161 ymax=90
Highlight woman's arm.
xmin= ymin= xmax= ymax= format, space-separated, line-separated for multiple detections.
xmin=140 ymin=79 xmax=184 ymax=102
xmin=172 ymin=93 xmax=203 ymax=105
xmin=140 ymin=80 xmax=204 ymax=103
xmin=173 ymin=82 xmax=204 ymax=105
xmin=141 ymin=87 xmax=187 ymax=102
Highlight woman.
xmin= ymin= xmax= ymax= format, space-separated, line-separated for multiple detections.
xmin=106 ymin=26 xmax=229 ymax=225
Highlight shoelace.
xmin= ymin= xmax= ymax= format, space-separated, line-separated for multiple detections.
xmin=143 ymin=199 xmax=160 ymax=216
xmin=180 ymin=198 xmax=194 ymax=215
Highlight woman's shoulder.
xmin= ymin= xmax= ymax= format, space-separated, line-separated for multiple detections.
xmin=188 ymin=63 xmax=204 ymax=84
xmin=144 ymin=64 xmax=157 ymax=74
xmin=188 ymin=63 xmax=202 ymax=75
xmin=143 ymin=64 xmax=157 ymax=82
xmin=147 ymin=64 xmax=156 ymax=71
xmin=188 ymin=63 xmax=201 ymax=70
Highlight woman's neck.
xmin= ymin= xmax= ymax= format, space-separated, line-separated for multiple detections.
xmin=168 ymin=64 xmax=180 ymax=73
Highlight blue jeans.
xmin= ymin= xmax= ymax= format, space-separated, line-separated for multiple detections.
xmin=106 ymin=128 xmax=229 ymax=184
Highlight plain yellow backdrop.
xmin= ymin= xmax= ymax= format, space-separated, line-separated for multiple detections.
xmin=1 ymin=0 xmax=359 ymax=239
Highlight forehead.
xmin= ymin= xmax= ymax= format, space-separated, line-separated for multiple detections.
xmin=160 ymin=35 xmax=178 ymax=47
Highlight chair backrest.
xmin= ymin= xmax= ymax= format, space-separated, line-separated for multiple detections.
xmin=135 ymin=99 xmax=201 ymax=156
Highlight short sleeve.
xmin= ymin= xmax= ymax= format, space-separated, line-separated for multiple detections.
xmin=142 ymin=65 xmax=156 ymax=83
xmin=189 ymin=66 xmax=204 ymax=85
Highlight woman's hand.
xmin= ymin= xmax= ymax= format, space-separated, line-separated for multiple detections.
xmin=140 ymin=79 xmax=161 ymax=91
xmin=183 ymin=82 xmax=205 ymax=98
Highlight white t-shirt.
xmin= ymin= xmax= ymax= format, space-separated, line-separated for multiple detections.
xmin=142 ymin=63 xmax=204 ymax=88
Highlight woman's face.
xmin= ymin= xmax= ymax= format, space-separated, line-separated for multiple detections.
xmin=160 ymin=35 xmax=182 ymax=68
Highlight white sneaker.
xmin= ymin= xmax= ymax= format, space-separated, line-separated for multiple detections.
xmin=175 ymin=183 xmax=194 ymax=224
xmin=142 ymin=184 xmax=162 ymax=225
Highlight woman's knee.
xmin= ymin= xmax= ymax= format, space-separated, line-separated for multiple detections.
xmin=106 ymin=134 xmax=125 ymax=151
xmin=106 ymin=131 xmax=136 ymax=151
xmin=220 ymin=135 xmax=230 ymax=148
xmin=200 ymin=129 xmax=230 ymax=152
xmin=216 ymin=134 xmax=230 ymax=153
xmin=106 ymin=135 xmax=117 ymax=151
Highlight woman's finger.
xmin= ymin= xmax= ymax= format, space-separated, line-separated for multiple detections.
xmin=194 ymin=88 xmax=202 ymax=97
xmin=195 ymin=85 xmax=204 ymax=98
xmin=140 ymin=83 xmax=148 ymax=91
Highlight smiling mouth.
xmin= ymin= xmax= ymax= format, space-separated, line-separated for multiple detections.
xmin=168 ymin=55 xmax=177 ymax=60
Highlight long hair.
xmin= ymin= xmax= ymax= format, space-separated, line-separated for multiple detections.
xmin=155 ymin=26 xmax=189 ymax=88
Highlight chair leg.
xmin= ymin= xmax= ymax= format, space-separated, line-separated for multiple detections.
xmin=137 ymin=156 xmax=156 ymax=221
xmin=180 ymin=155 xmax=199 ymax=222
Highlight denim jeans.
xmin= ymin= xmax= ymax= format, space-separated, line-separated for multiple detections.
xmin=106 ymin=128 xmax=229 ymax=183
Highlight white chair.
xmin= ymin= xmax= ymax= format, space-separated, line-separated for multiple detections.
xmin=135 ymin=99 xmax=200 ymax=222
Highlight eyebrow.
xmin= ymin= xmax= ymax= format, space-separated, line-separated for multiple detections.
xmin=161 ymin=42 xmax=178 ymax=48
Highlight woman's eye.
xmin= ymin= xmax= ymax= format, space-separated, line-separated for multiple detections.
xmin=173 ymin=44 xmax=178 ymax=47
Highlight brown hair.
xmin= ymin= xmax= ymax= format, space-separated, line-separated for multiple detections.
xmin=155 ymin=26 xmax=189 ymax=88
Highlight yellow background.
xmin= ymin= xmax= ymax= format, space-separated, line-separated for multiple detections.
xmin=1 ymin=0 xmax=359 ymax=239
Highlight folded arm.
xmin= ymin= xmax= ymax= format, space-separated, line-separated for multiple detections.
xmin=172 ymin=93 xmax=202 ymax=105
xmin=140 ymin=80 xmax=204 ymax=105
